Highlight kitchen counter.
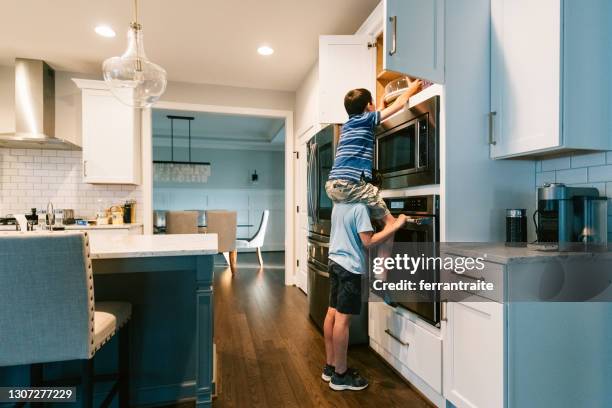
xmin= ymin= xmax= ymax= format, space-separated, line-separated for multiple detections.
xmin=89 ymin=233 xmax=218 ymax=259
xmin=441 ymin=242 xmax=612 ymax=264
xmin=65 ymin=223 xmax=143 ymax=230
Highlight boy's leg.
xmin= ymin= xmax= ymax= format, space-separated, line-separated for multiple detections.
xmin=332 ymin=312 xmax=351 ymax=374
xmin=323 ymin=307 xmax=336 ymax=366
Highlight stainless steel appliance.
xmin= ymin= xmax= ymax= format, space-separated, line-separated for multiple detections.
xmin=375 ymin=96 xmax=439 ymax=189
xmin=380 ymin=195 xmax=441 ymax=326
xmin=535 ymin=183 xmax=608 ymax=251
xmin=0 ymin=59 xmax=79 ymax=150
xmin=306 ymin=125 xmax=368 ymax=344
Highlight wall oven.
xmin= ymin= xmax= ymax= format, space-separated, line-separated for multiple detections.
xmin=375 ymin=95 xmax=439 ymax=190
xmin=377 ymin=195 xmax=441 ymax=327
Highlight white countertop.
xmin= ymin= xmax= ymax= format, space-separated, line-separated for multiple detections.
xmin=442 ymin=243 xmax=612 ymax=264
xmin=89 ymin=233 xmax=218 ymax=259
xmin=65 ymin=223 xmax=143 ymax=230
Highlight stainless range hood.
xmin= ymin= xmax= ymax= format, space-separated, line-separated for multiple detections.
xmin=0 ymin=58 xmax=80 ymax=150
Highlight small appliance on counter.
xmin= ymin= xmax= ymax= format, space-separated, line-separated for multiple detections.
xmin=123 ymin=200 xmax=136 ymax=223
xmin=534 ymin=183 xmax=608 ymax=251
xmin=505 ymin=209 xmax=528 ymax=247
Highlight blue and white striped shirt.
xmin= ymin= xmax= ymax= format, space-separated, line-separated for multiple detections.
xmin=329 ymin=111 xmax=380 ymax=183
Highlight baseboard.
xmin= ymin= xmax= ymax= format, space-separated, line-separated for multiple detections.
xmin=94 ymin=380 xmax=196 ymax=407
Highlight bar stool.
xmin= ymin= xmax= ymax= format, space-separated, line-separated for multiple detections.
xmin=0 ymin=231 xmax=132 ymax=408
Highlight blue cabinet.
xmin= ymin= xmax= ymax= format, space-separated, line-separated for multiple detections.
xmin=384 ymin=0 xmax=445 ymax=83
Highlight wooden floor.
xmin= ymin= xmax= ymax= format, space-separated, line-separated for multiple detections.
xmin=169 ymin=252 xmax=432 ymax=408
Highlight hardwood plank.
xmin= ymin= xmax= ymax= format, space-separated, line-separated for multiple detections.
xmin=162 ymin=252 xmax=433 ymax=408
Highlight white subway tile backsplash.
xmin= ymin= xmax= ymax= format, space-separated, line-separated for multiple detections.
xmin=0 ymin=148 xmax=142 ymax=220
xmin=541 ymin=156 xmax=571 ymax=171
xmin=556 ymin=168 xmax=587 ymax=184
xmin=570 ymin=152 xmax=606 ymax=168
xmin=536 ymin=171 xmax=556 ymax=187
xmin=588 ymin=165 xmax=612 ymax=183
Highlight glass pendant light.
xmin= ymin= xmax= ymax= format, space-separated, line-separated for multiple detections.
xmin=102 ymin=0 xmax=167 ymax=108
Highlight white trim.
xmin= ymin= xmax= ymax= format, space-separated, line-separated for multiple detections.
xmin=144 ymin=101 xmax=295 ymax=286
xmin=141 ymin=109 xmax=153 ymax=234
xmin=355 ymin=1 xmax=384 ymax=36
xmin=72 ymin=78 xmax=110 ymax=90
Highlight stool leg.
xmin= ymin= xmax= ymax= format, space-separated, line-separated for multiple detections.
xmin=119 ymin=323 xmax=130 ymax=407
xmin=81 ymin=359 xmax=94 ymax=408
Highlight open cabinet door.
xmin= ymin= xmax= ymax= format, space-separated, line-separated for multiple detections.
xmin=319 ymin=35 xmax=376 ymax=124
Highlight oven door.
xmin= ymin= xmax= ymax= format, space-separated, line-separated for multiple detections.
xmin=307 ymin=127 xmax=334 ymax=236
xmin=392 ymin=217 xmax=440 ymax=326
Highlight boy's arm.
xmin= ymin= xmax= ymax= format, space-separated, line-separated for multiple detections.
xmin=379 ymin=79 xmax=422 ymax=121
xmin=359 ymin=214 xmax=407 ymax=249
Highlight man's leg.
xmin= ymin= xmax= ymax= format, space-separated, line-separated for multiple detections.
xmin=323 ymin=307 xmax=336 ymax=366
xmin=332 ymin=311 xmax=351 ymax=374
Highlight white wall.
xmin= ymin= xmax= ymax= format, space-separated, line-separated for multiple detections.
xmin=153 ymin=147 xmax=285 ymax=251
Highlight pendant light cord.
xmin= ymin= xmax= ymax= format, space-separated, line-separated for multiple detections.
xmin=133 ymin=0 xmax=139 ymax=25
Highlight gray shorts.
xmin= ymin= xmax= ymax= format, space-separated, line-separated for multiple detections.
xmin=325 ymin=179 xmax=390 ymax=220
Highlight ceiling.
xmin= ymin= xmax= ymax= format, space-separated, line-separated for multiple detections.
xmin=0 ymin=0 xmax=379 ymax=91
xmin=153 ymin=109 xmax=285 ymax=150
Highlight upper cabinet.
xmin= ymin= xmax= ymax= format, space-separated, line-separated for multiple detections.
xmin=383 ymin=0 xmax=445 ymax=84
xmin=318 ymin=35 xmax=376 ymax=124
xmin=490 ymin=0 xmax=612 ymax=159
xmin=73 ymin=79 xmax=141 ymax=184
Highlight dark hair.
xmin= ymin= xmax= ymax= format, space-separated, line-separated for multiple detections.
xmin=344 ymin=88 xmax=373 ymax=116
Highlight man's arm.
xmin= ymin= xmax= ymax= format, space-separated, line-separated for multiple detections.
xmin=379 ymin=79 xmax=422 ymax=122
xmin=359 ymin=214 xmax=407 ymax=249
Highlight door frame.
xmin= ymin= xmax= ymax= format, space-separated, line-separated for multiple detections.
xmin=141 ymin=102 xmax=295 ymax=286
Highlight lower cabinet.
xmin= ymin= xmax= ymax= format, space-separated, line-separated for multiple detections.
xmin=443 ymin=299 xmax=504 ymax=408
xmin=369 ymin=302 xmax=443 ymax=397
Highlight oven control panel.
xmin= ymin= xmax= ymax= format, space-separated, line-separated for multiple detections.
xmin=384 ymin=195 xmax=438 ymax=215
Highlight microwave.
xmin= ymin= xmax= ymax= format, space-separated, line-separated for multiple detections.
xmin=375 ymin=95 xmax=439 ymax=189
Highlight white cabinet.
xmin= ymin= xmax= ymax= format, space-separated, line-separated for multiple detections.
xmin=490 ymin=0 xmax=611 ymax=158
xmin=383 ymin=0 xmax=445 ymax=84
xmin=318 ymin=35 xmax=376 ymax=124
xmin=73 ymin=79 xmax=141 ymax=184
xmin=443 ymin=299 xmax=504 ymax=408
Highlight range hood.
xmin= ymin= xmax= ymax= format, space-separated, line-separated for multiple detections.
xmin=0 ymin=58 xmax=80 ymax=150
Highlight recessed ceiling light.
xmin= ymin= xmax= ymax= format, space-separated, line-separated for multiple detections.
xmin=95 ymin=25 xmax=116 ymax=38
xmin=257 ymin=45 xmax=274 ymax=56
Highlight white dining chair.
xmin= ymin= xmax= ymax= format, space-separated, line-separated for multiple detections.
xmin=235 ymin=210 xmax=270 ymax=266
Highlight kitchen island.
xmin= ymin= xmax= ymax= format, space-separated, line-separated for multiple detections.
xmin=0 ymin=232 xmax=218 ymax=408
xmin=90 ymin=233 xmax=218 ymax=407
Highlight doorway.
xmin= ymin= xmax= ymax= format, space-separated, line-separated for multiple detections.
xmin=140 ymin=103 xmax=295 ymax=285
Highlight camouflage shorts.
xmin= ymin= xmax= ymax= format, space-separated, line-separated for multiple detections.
xmin=325 ymin=179 xmax=390 ymax=220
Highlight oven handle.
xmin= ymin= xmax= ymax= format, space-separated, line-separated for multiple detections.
xmin=308 ymin=261 xmax=329 ymax=278
xmin=308 ymin=237 xmax=330 ymax=248
xmin=402 ymin=216 xmax=435 ymax=226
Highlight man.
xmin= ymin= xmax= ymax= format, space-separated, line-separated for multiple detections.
xmin=322 ymin=202 xmax=406 ymax=391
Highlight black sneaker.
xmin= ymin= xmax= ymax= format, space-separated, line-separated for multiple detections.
xmin=321 ymin=364 xmax=335 ymax=382
xmin=329 ymin=368 xmax=369 ymax=391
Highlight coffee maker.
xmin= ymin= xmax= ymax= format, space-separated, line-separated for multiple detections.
xmin=536 ymin=183 xmax=608 ymax=251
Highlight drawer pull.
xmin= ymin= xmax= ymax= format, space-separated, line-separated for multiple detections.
xmin=451 ymin=270 xmax=485 ymax=282
xmin=384 ymin=329 xmax=408 ymax=346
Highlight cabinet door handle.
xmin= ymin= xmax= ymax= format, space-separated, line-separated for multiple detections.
xmin=384 ymin=329 xmax=408 ymax=346
xmin=389 ymin=16 xmax=397 ymax=56
xmin=83 ymin=160 xmax=87 ymax=177
xmin=441 ymin=299 xmax=448 ymax=322
xmin=450 ymin=270 xmax=486 ymax=282
xmin=488 ymin=111 xmax=497 ymax=145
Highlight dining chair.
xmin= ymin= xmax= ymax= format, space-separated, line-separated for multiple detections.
xmin=205 ymin=210 xmax=238 ymax=273
xmin=235 ymin=210 xmax=270 ymax=266
xmin=165 ymin=210 xmax=199 ymax=234
xmin=0 ymin=231 xmax=132 ymax=408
